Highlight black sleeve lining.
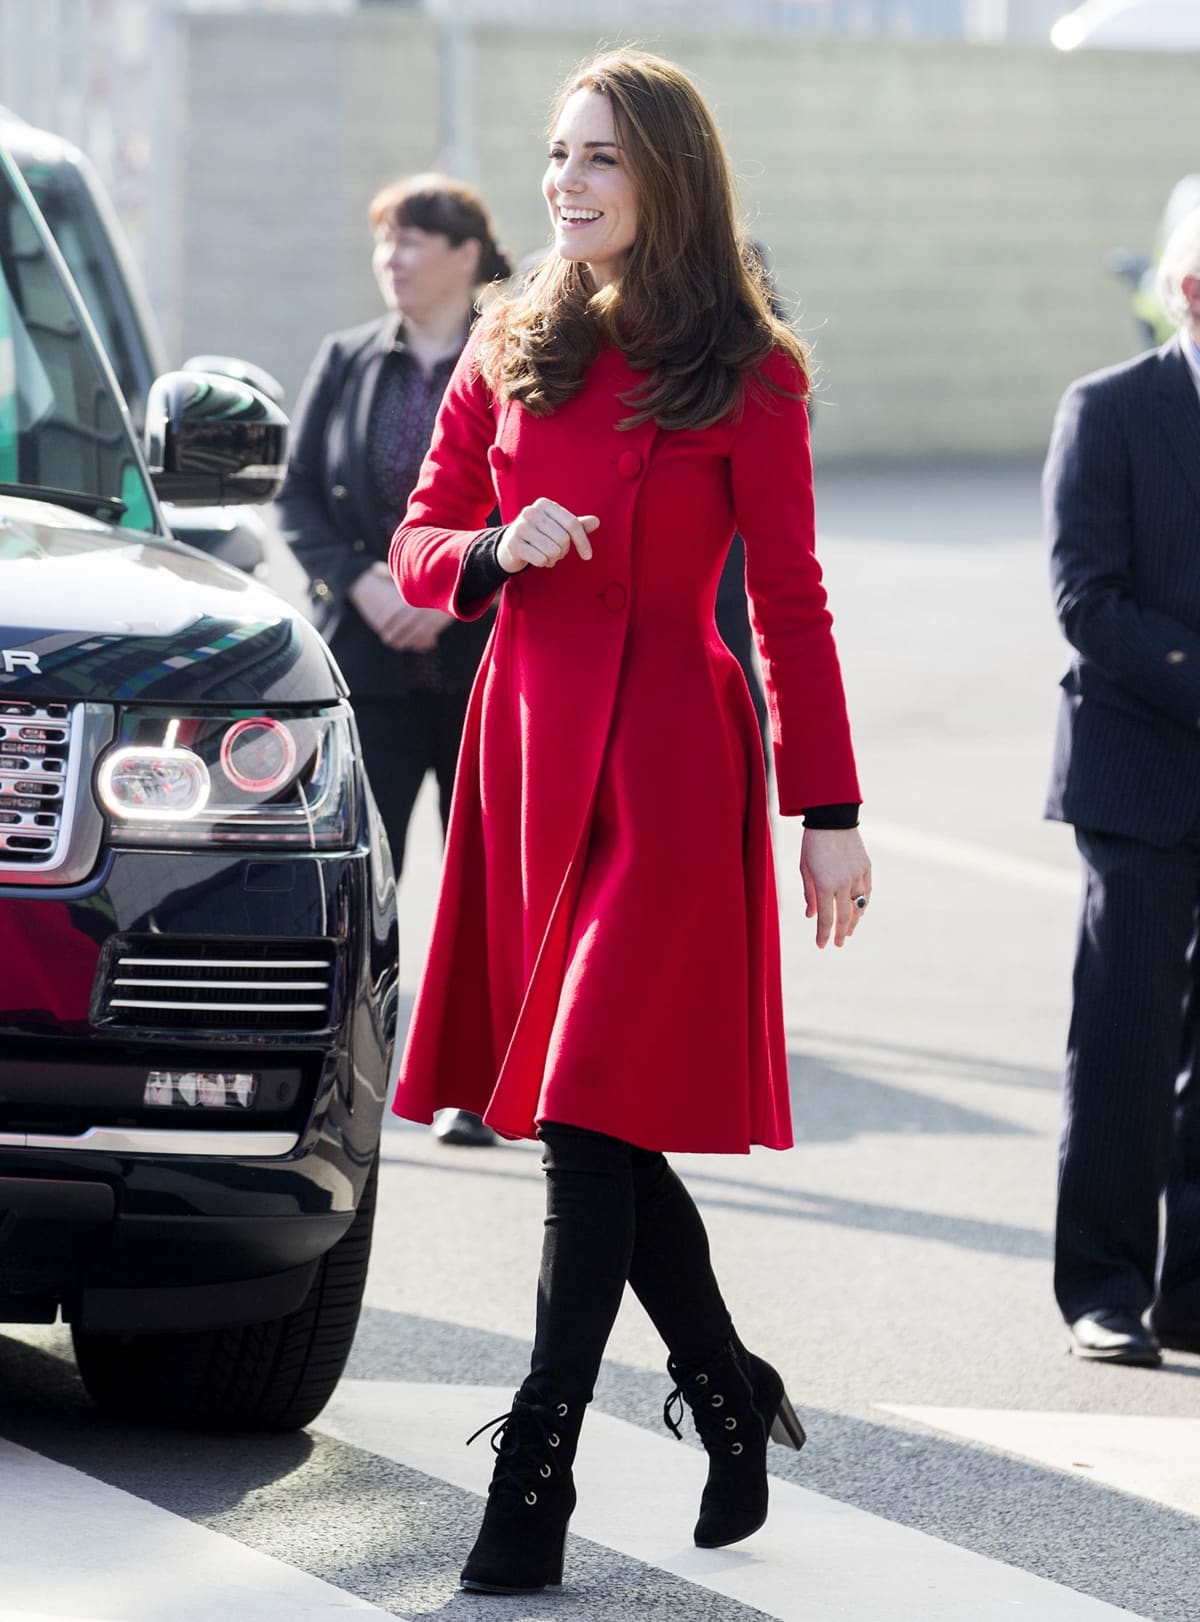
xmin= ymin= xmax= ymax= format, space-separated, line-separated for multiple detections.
xmin=457 ymin=526 xmax=512 ymax=610
xmin=801 ymin=803 xmax=861 ymax=829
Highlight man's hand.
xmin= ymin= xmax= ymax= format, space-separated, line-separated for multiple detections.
xmin=800 ymin=827 xmax=872 ymax=949
xmin=349 ymin=564 xmax=451 ymax=651
xmin=498 ymin=498 xmax=599 ymax=573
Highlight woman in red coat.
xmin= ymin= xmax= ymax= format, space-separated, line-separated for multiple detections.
xmin=389 ymin=48 xmax=871 ymax=1595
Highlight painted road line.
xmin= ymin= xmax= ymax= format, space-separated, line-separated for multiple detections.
xmin=316 ymin=1380 xmax=1146 ymax=1621
xmin=879 ymin=1407 xmax=1200 ymax=1520
xmin=0 ymin=1438 xmax=402 ymax=1622
xmin=867 ymin=820 xmax=1078 ymax=895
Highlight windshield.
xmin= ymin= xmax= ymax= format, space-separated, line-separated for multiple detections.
xmin=0 ymin=149 xmax=156 ymax=531
xmin=17 ymin=164 xmax=149 ymax=419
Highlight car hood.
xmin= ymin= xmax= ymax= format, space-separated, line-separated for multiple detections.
xmin=0 ymin=496 xmax=342 ymax=705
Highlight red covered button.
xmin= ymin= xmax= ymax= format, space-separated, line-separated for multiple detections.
xmin=601 ymin=583 xmax=627 ymax=612
xmin=616 ymin=450 xmax=642 ymax=479
xmin=487 ymin=445 xmax=510 ymax=472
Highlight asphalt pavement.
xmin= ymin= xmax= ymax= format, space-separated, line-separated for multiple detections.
xmin=2 ymin=463 xmax=1196 ymax=1622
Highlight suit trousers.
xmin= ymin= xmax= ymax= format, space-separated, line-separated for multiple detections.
xmin=526 ymin=1123 xmax=734 ymax=1405
xmin=1056 ymin=827 xmax=1200 ymax=1328
xmin=352 ymin=689 xmax=471 ymax=878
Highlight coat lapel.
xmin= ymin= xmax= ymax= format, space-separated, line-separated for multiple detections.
xmin=343 ymin=317 xmax=397 ymax=547
xmin=1155 ymin=338 xmax=1200 ymax=518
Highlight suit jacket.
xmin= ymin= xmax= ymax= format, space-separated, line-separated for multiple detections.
xmin=274 ymin=313 xmax=492 ymax=697
xmin=1044 ymin=336 xmax=1200 ymax=847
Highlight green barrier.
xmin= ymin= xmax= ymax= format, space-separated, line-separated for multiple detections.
xmin=119 ymin=458 xmax=154 ymax=532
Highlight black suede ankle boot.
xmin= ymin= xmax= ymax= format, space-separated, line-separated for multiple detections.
xmin=663 ymin=1336 xmax=806 ymax=1548
xmin=460 ymin=1390 xmax=584 ymax=1593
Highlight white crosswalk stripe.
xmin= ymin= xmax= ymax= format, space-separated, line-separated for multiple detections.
xmin=315 ymin=1380 xmax=1148 ymax=1621
xmin=878 ymin=1406 xmax=1200 ymax=1520
xmin=0 ymin=1438 xmax=402 ymax=1622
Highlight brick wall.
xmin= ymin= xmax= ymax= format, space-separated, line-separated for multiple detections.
xmin=160 ymin=11 xmax=1200 ymax=461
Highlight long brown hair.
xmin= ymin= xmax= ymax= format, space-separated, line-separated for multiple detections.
xmin=476 ymin=50 xmax=809 ymax=431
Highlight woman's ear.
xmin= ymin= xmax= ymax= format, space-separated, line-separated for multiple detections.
xmin=458 ymin=237 xmax=484 ymax=284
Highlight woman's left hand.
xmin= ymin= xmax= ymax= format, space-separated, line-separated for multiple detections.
xmin=799 ymin=828 xmax=872 ymax=949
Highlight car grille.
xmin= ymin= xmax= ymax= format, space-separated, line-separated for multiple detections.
xmin=0 ymin=701 xmax=75 ymax=867
xmin=99 ymin=938 xmax=339 ymax=1032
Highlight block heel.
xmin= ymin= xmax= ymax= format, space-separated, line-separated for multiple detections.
xmin=769 ymin=1389 xmax=807 ymax=1450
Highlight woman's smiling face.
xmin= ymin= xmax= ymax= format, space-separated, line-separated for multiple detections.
xmin=543 ymin=90 xmax=638 ymax=289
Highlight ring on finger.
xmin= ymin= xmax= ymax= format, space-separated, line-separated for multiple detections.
xmin=852 ymin=893 xmax=868 ymax=910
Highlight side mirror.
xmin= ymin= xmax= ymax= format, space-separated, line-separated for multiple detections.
xmin=144 ymin=370 xmax=288 ymax=507
xmin=182 ymin=353 xmax=287 ymax=407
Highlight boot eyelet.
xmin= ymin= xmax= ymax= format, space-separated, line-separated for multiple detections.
xmin=725 ymin=1417 xmax=737 ymax=1430
xmin=525 ymin=1491 xmax=538 ymax=1505
xmin=696 ymin=1374 xmax=709 ymax=1386
xmin=557 ymin=1403 xmax=569 ymax=1416
xmin=549 ymin=1433 xmax=560 ymax=1447
xmin=711 ymin=1394 xmax=724 ymax=1408
xmin=540 ymin=1464 xmax=551 ymax=1478
xmin=731 ymin=1442 xmax=744 ymax=1455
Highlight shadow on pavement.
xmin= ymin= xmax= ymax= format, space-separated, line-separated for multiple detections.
xmin=790 ymin=1029 xmax=1063 ymax=1093
xmin=377 ymin=1145 xmax=1050 ymax=1261
xmin=0 ymin=1328 xmax=313 ymax=1504
xmin=681 ymin=1169 xmax=1052 ymax=1260
xmin=786 ymin=1051 xmax=1034 ymax=1143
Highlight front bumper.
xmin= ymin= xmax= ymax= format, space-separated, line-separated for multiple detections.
xmin=0 ymin=839 xmax=398 ymax=1331
xmin=0 ymin=1166 xmax=352 ymax=1331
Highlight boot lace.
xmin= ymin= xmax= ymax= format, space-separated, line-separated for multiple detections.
xmin=662 ymin=1384 xmax=687 ymax=1440
xmin=662 ymin=1369 xmax=746 ymax=1454
xmin=466 ymin=1403 xmax=570 ymax=1505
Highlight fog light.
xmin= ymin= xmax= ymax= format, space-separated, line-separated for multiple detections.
xmin=144 ymin=1070 xmax=257 ymax=1108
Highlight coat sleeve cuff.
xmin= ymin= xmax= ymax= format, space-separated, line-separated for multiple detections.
xmin=391 ymin=524 xmax=498 ymax=622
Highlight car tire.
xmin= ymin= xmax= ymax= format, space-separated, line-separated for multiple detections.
xmin=71 ymin=1152 xmax=379 ymax=1431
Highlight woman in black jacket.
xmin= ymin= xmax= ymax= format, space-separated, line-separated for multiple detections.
xmin=276 ymin=174 xmax=511 ymax=1147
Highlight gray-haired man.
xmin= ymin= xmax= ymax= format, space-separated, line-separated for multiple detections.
xmin=1044 ymin=208 xmax=1200 ymax=1366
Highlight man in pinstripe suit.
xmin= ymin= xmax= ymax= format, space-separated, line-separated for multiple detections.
xmin=1044 ymin=208 xmax=1200 ymax=1367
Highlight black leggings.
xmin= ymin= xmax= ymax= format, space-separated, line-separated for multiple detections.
xmin=352 ymin=689 xmax=470 ymax=877
xmin=527 ymin=1122 xmax=734 ymax=1404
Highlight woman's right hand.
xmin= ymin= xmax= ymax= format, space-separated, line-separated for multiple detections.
xmin=498 ymin=498 xmax=599 ymax=573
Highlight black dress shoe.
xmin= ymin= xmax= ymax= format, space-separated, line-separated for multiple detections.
xmin=1067 ymin=1308 xmax=1161 ymax=1366
xmin=431 ymin=1109 xmax=497 ymax=1147
xmin=1147 ymin=1316 xmax=1200 ymax=1355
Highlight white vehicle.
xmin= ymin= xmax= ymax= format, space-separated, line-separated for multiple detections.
xmin=1051 ymin=0 xmax=1200 ymax=50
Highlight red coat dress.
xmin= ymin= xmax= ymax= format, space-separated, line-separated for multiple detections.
xmin=388 ymin=333 xmax=860 ymax=1153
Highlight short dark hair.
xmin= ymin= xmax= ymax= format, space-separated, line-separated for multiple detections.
xmin=369 ymin=173 xmax=511 ymax=285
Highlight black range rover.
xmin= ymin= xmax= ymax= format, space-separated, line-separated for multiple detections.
xmin=0 ymin=146 xmax=397 ymax=1428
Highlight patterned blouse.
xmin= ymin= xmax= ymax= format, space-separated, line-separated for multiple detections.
xmin=367 ymin=328 xmax=463 ymax=691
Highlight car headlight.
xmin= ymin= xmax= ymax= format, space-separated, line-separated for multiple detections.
xmin=96 ymin=706 xmax=358 ymax=848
